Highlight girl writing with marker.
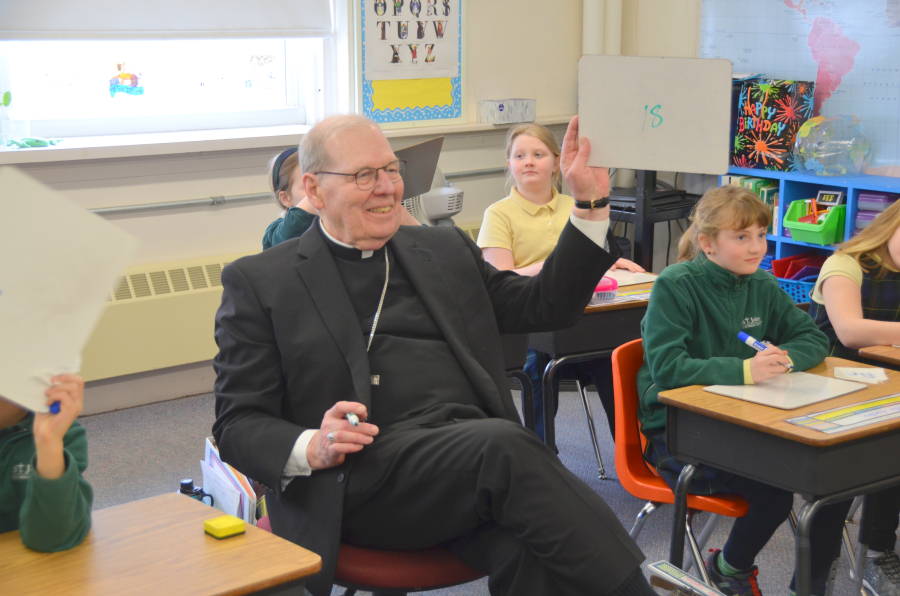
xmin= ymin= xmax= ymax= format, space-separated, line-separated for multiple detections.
xmin=808 ymin=199 xmax=900 ymax=596
xmin=476 ymin=123 xmax=643 ymax=442
xmin=638 ymin=185 xmax=849 ymax=596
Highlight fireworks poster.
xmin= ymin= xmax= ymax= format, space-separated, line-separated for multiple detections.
xmin=361 ymin=0 xmax=462 ymax=123
xmin=732 ymin=79 xmax=815 ymax=171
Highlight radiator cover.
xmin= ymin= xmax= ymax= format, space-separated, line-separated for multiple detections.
xmin=80 ymin=252 xmax=252 ymax=382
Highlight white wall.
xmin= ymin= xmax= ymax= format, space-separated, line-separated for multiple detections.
xmin=16 ymin=0 xmax=709 ymax=411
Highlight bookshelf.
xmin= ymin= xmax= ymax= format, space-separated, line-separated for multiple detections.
xmin=725 ymin=167 xmax=900 ymax=259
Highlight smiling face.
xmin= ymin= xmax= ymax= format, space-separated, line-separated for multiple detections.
xmin=507 ymin=134 xmax=559 ymax=200
xmin=304 ymin=123 xmax=404 ymax=251
xmin=700 ymin=223 xmax=769 ymax=276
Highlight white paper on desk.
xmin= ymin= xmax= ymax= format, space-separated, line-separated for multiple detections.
xmin=0 ymin=167 xmax=138 ymax=412
xmin=201 ymin=460 xmax=243 ymax=519
xmin=834 ymin=367 xmax=888 ymax=384
xmin=205 ymin=437 xmax=256 ymax=523
xmin=606 ymin=270 xmax=657 ymax=287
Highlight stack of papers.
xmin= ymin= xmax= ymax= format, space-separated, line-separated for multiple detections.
xmin=834 ymin=367 xmax=888 ymax=384
xmin=202 ymin=437 xmax=257 ymax=525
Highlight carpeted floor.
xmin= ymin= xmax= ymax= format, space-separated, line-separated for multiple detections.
xmin=79 ymin=389 xmax=866 ymax=596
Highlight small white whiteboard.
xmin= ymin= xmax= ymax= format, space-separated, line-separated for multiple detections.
xmin=578 ymin=55 xmax=732 ymax=175
xmin=704 ymin=372 xmax=866 ymax=410
xmin=0 ymin=167 xmax=138 ymax=412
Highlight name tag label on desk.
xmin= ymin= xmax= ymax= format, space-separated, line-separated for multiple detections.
xmin=787 ymin=392 xmax=900 ymax=434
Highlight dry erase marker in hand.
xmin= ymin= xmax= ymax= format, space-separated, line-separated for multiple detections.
xmin=737 ymin=332 xmax=793 ymax=369
xmin=345 ymin=412 xmax=359 ymax=426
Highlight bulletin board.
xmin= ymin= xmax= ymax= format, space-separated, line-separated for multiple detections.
xmin=360 ymin=0 xmax=462 ymax=124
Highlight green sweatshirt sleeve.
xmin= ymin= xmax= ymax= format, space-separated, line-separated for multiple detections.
xmin=763 ymin=278 xmax=829 ymax=371
xmin=262 ymin=208 xmax=316 ymax=250
xmin=19 ymin=423 xmax=93 ymax=553
xmin=642 ymin=276 xmax=746 ymax=390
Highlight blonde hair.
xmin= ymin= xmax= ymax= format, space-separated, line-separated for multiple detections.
xmin=505 ymin=123 xmax=562 ymax=191
xmin=835 ymin=198 xmax=900 ymax=278
xmin=677 ymin=185 xmax=773 ymax=262
xmin=267 ymin=149 xmax=300 ymax=211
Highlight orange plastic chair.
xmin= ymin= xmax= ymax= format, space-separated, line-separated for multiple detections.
xmin=612 ymin=339 xmax=749 ymax=581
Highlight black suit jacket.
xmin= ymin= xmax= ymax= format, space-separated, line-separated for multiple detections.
xmin=212 ymin=220 xmax=618 ymax=594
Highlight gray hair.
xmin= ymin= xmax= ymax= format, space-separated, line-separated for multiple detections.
xmin=299 ymin=115 xmax=382 ymax=176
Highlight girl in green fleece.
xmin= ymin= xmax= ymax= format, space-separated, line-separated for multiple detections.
xmin=637 ymin=185 xmax=849 ymax=596
xmin=0 ymin=374 xmax=92 ymax=551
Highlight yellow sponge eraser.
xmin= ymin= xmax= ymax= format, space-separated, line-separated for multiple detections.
xmin=204 ymin=514 xmax=246 ymax=539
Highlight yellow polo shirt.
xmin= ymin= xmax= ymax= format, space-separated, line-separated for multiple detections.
xmin=476 ymin=187 xmax=574 ymax=269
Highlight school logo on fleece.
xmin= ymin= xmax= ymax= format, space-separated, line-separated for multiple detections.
xmin=12 ymin=462 xmax=30 ymax=480
xmin=742 ymin=316 xmax=762 ymax=329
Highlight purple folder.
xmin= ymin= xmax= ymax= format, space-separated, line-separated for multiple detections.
xmin=789 ymin=265 xmax=821 ymax=280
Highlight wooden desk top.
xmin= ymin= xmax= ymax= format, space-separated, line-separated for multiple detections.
xmin=583 ymin=280 xmax=654 ymax=314
xmin=659 ymin=357 xmax=900 ymax=447
xmin=859 ymin=345 xmax=900 ymax=367
xmin=0 ymin=493 xmax=321 ymax=596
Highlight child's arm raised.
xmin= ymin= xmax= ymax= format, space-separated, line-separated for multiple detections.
xmin=20 ymin=374 xmax=93 ymax=552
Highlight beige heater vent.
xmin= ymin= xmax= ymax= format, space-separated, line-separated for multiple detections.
xmin=457 ymin=222 xmax=481 ymax=243
xmin=82 ymin=252 xmax=254 ymax=382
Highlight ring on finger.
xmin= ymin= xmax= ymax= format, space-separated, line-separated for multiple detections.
xmin=327 ymin=431 xmax=335 ymax=443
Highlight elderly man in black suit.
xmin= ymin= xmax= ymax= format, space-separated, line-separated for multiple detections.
xmin=213 ymin=114 xmax=653 ymax=596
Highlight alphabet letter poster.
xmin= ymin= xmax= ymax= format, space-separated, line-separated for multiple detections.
xmin=361 ymin=0 xmax=462 ymax=123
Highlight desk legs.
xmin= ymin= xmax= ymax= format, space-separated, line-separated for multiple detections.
xmin=669 ymin=464 xmax=697 ymax=568
xmin=540 ymin=350 xmax=614 ymax=453
xmin=507 ymin=369 xmax=535 ymax=431
xmin=795 ymin=499 xmax=826 ymax=596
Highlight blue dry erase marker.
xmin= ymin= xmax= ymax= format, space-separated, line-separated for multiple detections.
xmin=345 ymin=412 xmax=359 ymax=426
xmin=49 ymin=402 xmax=60 ymax=414
xmin=737 ymin=332 xmax=793 ymax=369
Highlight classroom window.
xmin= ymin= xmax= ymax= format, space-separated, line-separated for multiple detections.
xmin=0 ymin=38 xmax=327 ymax=138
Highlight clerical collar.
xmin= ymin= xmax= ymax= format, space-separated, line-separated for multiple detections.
xmin=318 ymin=220 xmax=376 ymax=260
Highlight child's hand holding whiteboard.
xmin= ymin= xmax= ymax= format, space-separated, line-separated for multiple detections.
xmin=577 ymin=55 xmax=733 ymax=175
xmin=0 ymin=167 xmax=138 ymax=412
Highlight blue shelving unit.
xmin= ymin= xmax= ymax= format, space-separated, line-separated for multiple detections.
xmin=725 ymin=167 xmax=900 ymax=259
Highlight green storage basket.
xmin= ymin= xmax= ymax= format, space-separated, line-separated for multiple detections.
xmin=782 ymin=202 xmax=846 ymax=245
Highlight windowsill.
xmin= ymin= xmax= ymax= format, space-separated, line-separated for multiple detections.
xmin=0 ymin=116 xmax=573 ymax=165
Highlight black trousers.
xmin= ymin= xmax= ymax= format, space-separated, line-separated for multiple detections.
xmin=860 ymin=485 xmax=900 ymax=552
xmin=340 ymin=418 xmax=645 ymax=596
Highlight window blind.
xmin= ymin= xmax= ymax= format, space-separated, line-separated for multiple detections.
xmin=0 ymin=0 xmax=333 ymax=40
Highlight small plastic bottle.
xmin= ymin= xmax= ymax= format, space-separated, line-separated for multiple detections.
xmin=179 ymin=478 xmax=214 ymax=506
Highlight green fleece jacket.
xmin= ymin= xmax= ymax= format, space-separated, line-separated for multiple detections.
xmin=637 ymin=253 xmax=829 ymax=435
xmin=0 ymin=415 xmax=93 ymax=551
xmin=262 ymin=207 xmax=317 ymax=250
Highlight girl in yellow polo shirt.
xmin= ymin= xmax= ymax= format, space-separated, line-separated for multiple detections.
xmin=476 ymin=123 xmax=643 ymax=443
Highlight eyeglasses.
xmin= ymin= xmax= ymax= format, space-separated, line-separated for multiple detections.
xmin=315 ymin=159 xmax=406 ymax=191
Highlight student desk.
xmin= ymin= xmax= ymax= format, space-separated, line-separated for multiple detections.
xmin=658 ymin=358 xmax=900 ymax=596
xmin=859 ymin=345 xmax=900 ymax=368
xmin=0 ymin=492 xmax=321 ymax=596
xmin=528 ymin=280 xmax=655 ymax=450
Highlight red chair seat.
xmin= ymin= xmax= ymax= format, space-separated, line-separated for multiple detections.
xmin=256 ymin=515 xmax=484 ymax=591
xmin=335 ymin=543 xmax=484 ymax=590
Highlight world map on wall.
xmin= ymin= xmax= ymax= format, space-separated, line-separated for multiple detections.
xmin=699 ymin=0 xmax=900 ymax=175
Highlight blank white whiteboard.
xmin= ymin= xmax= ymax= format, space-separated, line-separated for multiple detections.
xmin=578 ymin=55 xmax=732 ymax=175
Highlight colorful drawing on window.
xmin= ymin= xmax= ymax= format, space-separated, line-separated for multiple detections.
xmin=109 ymin=63 xmax=144 ymax=97
xmin=247 ymin=54 xmax=277 ymax=89
xmin=361 ymin=0 xmax=462 ymax=123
